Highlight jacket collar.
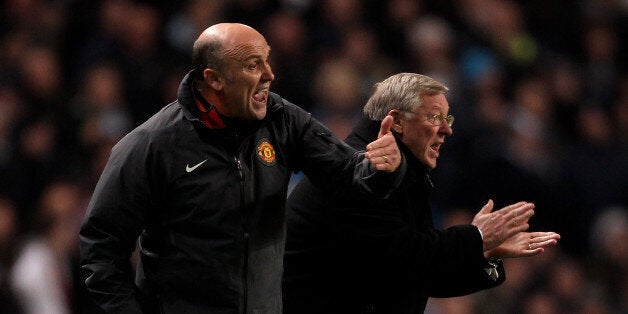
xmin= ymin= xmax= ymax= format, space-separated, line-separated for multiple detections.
xmin=177 ymin=70 xmax=200 ymax=122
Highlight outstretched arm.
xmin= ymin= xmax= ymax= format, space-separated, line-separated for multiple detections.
xmin=291 ymin=107 xmax=405 ymax=198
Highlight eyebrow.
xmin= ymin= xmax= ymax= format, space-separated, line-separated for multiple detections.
xmin=425 ymin=106 xmax=443 ymax=113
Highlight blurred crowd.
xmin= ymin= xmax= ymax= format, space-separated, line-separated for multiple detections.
xmin=0 ymin=0 xmax=626 ymax=313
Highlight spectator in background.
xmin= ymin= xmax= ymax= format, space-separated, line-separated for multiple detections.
xmin=546 ymin=56 xmax=584 ymax=141
xmin=164 ymin=0 xmax=225 ymax=55
xmin=376 ymin=0 xmax=426 ymax=65
xmin=407 ymin=15 xmax=459 ymax=96
xmin=589 ymin=207 xmax=628 ymax=312
xmin=555 ymin=104 xmax=627 ymax=254
xmin=0 ymin=85 xmax=24 ymax=166
xmin=283 ymin=73 xmax=560 ymax=313
xmin=0 ymin=116 xmax=60 ymax=232
xmin=10 ymin=181 xmax=85 ymax=314
xmin=583 ymin=23 xmax=619 ymax=109
xmin=70 ymin=62 xmax=133 ymax=149
xmin=613 ymin=77 xmax=628 ymax=145
xmin=115 ymin=2 xmax=181 ymax=123
xmin=308 ymin=0 xmax=365 ymax=57
xmin=340 ymin=26 xmax=397 ymax=103
xmin=262 ymin=9 xmax=314 ymax=110
xmin=310 ymin=58 xmax=364 ymax=139
xmin=0 ymin=197 xmax=23 ymax=313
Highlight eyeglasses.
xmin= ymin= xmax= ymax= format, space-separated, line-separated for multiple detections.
xmin=404 ymin=111 xmax=455 ymax=127
xmin=425 ymin=113 xmax=455 ymax=127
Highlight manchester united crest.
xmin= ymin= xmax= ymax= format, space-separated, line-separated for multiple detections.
xmin=256 ymin=139 xmax=276 ymax=166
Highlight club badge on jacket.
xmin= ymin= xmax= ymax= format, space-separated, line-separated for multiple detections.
xmin=257 ymin=138 xmax=276 ymax=166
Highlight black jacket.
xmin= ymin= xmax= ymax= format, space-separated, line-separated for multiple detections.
xmin=79 ymin=72 xmax=405 ymax=313
xmin=283 ymin=117 xmax=504 ymax=314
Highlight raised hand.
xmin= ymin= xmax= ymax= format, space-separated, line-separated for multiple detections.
xmin=472 ymin=200 xmax=535 ymax=251
xmin=484 ymin=231 xmax=561 ymax=260
xmin=365 ymin=115 xmax=401 ymax=172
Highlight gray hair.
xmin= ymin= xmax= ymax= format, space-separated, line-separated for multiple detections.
xmin=363 ymin=73 xmax=448 ymax=120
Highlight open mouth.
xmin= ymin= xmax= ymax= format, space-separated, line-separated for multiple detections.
xmin=252 ymin=90 xmax=268 ymax=106
xmin=429 ymin=143 xmax=441 ymax=156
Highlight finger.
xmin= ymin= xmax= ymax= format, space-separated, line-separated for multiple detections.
xmin=528 ymin=238 xmax=558 ymax=250
xmin=373 ymin=162 xmax=391 ymax=171
xmin=533 ymin=234 xmax=561 ymax=243
xmin=510 ymin=222 xmax=530 ymax=235
xmin=378 ymin=115 xmax=393 ymax=139
xmin=366 ymin=148 xmax=390 ymax=162
xmin=508 ymin=203 xmax=534 ymax=224
xmin=530 ymin=232 xmax=561 ymax=240
xmin=478 ymin=199 xmax=494 ymax=214
xmin=534 ymin=239 xmax=559 ymax=248
xmin=520 ymin=207 xmax=535 ymax=220
xmin=366 ymin=133 xmax=392 ymax=152
xmin=518 ymin=208 xmax=535 ymax=225
xmin=502 ymin=202 xmax=528 ymax=213
xmin=524 ymin=248 xmax=545 ymax=256
xmin=529 ymin=231 xmax=554 ymax=237
xmin=502 ymin=202 xmax=526 ymax=221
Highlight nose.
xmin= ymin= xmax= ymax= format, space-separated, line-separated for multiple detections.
xmin=261 ymin=61 xmax=275 ymax=82
xmin=439 ymin=122 xmax=453 ymax=136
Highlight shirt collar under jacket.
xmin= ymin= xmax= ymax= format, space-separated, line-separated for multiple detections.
xmin=191 ymin=82 xmax=226 ymax=129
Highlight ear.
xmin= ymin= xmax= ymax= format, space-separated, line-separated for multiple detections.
xmin=388 ymin=109 xmax=404 ymax=134
xmin=203 ymin=68 xmax=225 ymax=91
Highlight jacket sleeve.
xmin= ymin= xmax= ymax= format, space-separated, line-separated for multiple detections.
xmin=285 ymin=105 xmax=405 ymax=198
xmin=321 ymin=196 xmax=504 ymax=297
xmin=424 ymin=225 xmax=505 ymax=297
xmin=79 ymin=130 xmax=152 ymax=313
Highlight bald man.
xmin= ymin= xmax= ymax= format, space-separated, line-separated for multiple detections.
xmin=79 ymin=23 xmax=405 ymax=313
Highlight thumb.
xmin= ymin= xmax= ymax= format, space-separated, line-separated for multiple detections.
xmin=479 ymin=199 xmax=494 ymax=214
xmin=378 ymin=115 xmax=393 ymax=139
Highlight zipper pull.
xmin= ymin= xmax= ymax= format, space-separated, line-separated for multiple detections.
xmin=235 ymin=157 xmax=244 ymax=181
xmin=425 ymin=173 xmax=434 ymax=188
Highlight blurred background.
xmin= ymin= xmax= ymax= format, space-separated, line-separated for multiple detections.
xmin=0 ymin=0 xmax=626 ymax=313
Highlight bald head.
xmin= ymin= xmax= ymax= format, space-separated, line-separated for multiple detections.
xmin=192 ymin=23 xmax=267 ymax=83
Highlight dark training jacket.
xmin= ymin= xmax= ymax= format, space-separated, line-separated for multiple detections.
xmin=283 ymin=117 xmax=504 ymax=314
xmin=79 ymin=71 xmax=405 ymax=313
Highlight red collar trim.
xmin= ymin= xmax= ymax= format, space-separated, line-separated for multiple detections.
xmin=194 ymin=93 xmax=226 ymax=129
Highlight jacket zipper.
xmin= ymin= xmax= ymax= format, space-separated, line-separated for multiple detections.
xmin=232 ymin=107 xmax=277 ymax=314
xmin=235 ymin=156 xmax=249 ymax=314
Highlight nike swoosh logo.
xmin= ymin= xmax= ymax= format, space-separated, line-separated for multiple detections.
xmin=186 ymin=159 xmax=208 ymax=173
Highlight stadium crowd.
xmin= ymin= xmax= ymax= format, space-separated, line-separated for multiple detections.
xmin=0 ymin=0 xmax=626 ymax=313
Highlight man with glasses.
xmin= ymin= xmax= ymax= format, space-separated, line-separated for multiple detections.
xmin=282 ymin=73 xmax=560 ymax=313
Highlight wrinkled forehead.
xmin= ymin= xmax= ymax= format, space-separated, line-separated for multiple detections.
xmin=416 ymin=93 xmax=449 ymax=113
xmin=223 ymin=30 xmax=270 ymax=62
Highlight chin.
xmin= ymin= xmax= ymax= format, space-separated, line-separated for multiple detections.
xmin=252 ymin=109 xmax=267 ymax=120
xmin=423 ymin=158 xmax=437 ymax=169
